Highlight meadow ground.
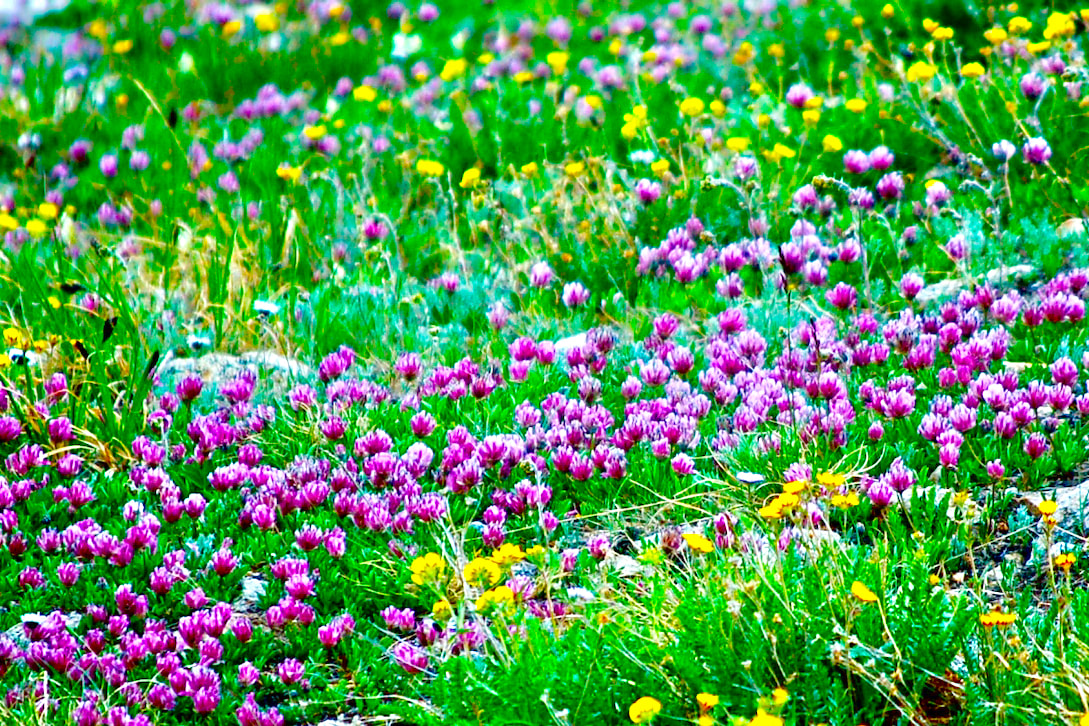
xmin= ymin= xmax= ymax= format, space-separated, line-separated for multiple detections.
xmin=2 ymin=0 xmax=1089 ymax=724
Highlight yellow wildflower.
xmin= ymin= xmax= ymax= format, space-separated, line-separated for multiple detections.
xmin=881 ymin=4 xmax=894 ymax=18
xmin=475 ymin=585 xmax=515 ymax=615
xmin=697 ymin=693 xmax=719 ymax=713
xmin=710 ymin=99 xmax=726 ymax=117
xmin=679 ymin=97 xmax=705 ymax=117
xmin=732 ymin=41 xmax=754 ymax=65
xmin=491 ymin=543 xmax=526 ymax=566
xmin=960 ymin=62 xmax=985 ymax=78
xmin=768 ymin=43 xmax=785 ymax=58
xmin=25 ymin=219 xmax=48 ymax=237
xmin=650 ymin=159 xmax=670 ymax=176
xmin=463 ymin=557 xmax=501 ymax=587
xmin=222 ymin=20 xmax=242 ymax=37
xmin=1054 ymin=552 xmax=1076 ymax=570
xmin=112 ymin=39 xmax=133 ymax=54
xmin=931 ymin=26 xmax=954 ymax=41
xmin=845 ymin=98 xmax=867 ymax=113
xmin=804 ymin=96 xmax=823 ymax=109
xmin=546 ymin=51 xmax=568 ymax=74
xmin=984 ymin=27 xmax=1007 ymax=44
xmin=682 ymin=533 xmax=714 ymax=554
xmin=783 ymin=480 xmax=807 ymax=495
xmin=906 ymin=61 xmax=937 ymax=82
xmin=564 ymin=161 xmax=585 ymax=177
xmin=440 ymin=58 xmax=468 ymax=82
xmin=276 ymin=165 xmax=302 ymax=183
xmin=302 ymin=124 xmax=327 ymax=140
xmin=520 ymin=161 xmax=538 ymax=177
xmin=750 ymin=709 xmax=783 ymax=726
xmin=38 ymin=203 xmax=59 ymax=220
xmin=254 ymin=12 xmax=279 ymax=32
xmin=817 ymin=471 xmax=846 ymax=487
xmin=1038 ymin=500 xmax=1058 ymax=516
xmin=802 ymin=109 xmax=820 ymax=125
xmin=2 ymin=328 xmax=23 ymax=346
xmin=459 ymin=168 xmax=481 ymax=189
xmin=432 ymin=598 xmax=452 ymax=620
xmin=629 ymin=696 xmax=662 ymax=724
xmin=772 ymin=688 xmax=789 ymax=706
xmin=410 ymin=553 xmax=446 ymax=586
xmin=850 ymin=580 xmax=879 ymax=603
xmin=726 ymin=137 xmax=750 ymax=152
xmin=0 ymin=213 xmax=17 ymax=230
xmin=416 ymin=159 xmax=445 ymax=177
xmin=1007 ymin=16 xmax=1032 ymax=34
xmin=353 ymin=84 xmax=377 ymax=102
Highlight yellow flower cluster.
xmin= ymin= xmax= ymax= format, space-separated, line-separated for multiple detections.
xmin=440 ymin=58 xmax=468 ymax=82
xmin=410 ymin=552 xmax=446 ymax=586
xmin=621 ymin=105 xmax=648 ymax=140
xmin=979 ymin=609 xmax=1017 ymax=627
xmin=475 ymin=585 xmax=515 ymax=615
xmin=416 ymin=159 xmax=445 ymax=176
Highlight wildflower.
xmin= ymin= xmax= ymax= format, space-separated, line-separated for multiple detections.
xmin=475 ymin=585 xmax=515 ymax=615
xmin=960 ymin=62 xmax=985 ymax=79
xmin=254 ymin=12 xmax=279 ymax=31
xmin=520 ymin=162 xmax=539 ymax=177
xmin=1037 ymin=500 xmax=1058 ymax=517
xmin=650 ymin=159 xmax=670 ymax=176
xmin=628 ymin=696 xmax=662 ymax=724
xmin=881 ymin=4 xmax=894 ymax=18
xmin=410 ymin=552 xmax=446 ymax=586
xmin=845 ymin=98 xmax=867 ymax=113
xmin=38 ymin=202 xmax=59 ymax=220
xmin=1054 ymin=552 xmax=1076 ymax=571
xmin=564 ymin=161 xmax=586 ymax=177
xmin=984 ymin=27 xmax=1007 ymax=44
xmin=906 ymin=61 xmax=937 ymax=83
xmin=25 ymin=219 xmax=48 ymax=237
xmin=459 ymin=168 xmax=481 ymax=189
xmin=491 ymin=543 xmax=526 ymax=566
xmin=432 ymin=598 xmax=452 ymax=620
xmin=546 ymin=51 xmax=568 ymax=74
xmin=682 ymin=533 xmax=713 ymax=554
xmin=1022 ymin=137 xmax=1052 ymax=165
xmin=0 ymin=213 xmax=16 ymax=230
xmin=1008 ymin=16 xmax=1032 ymax=33
xmin=439 ymin=58 xmax=468 ymax=81
xmin=463 ymin=557 xmax=501 ymax=587
xmin=679 ymin=97 xmax=705 ymax=116
xmin=850 ymin=580 xmax=879 ymax=603
xmin=276 ymin=165 xmax=302 ymax=183
xmin=303 ymin=125 xmax=327 ymax=141
xmin=697 ymin=693 xmax=719 ymax=713
xmin=772 ymin=688 xmax=789 ymax=706
xmin=353 ymin=85 xmax=377 ymax=102
xmin=726 ymin=137 xmax=750 ymax=152
xmin=822 ymin=135 xmax=843 ymax=153
xmin=979 ymin=609 xmax=1017 ymax=627
xmin=222 ymin=19 xmax=242 ymax=37
xmin=750 ymin=709 xmax=783 ymax=726
xmin=417 ymin=159 xmax=445 ymax=176
xmin=763 ymin=143 xmax=795 ymax=163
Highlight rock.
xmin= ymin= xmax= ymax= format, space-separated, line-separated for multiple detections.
xmin=0 ymin=0 xmax=69 ymax=24
xmin=232 ymin=573 xmax=268 ymax=613
xmin=1020 ymin=481 xmax=1089 ymax=529
xmin=157 ymin=349 xmax=315 ymax=397
xmin=605 ymin=553 xmax=654 ymax=578
xmin=915 ymin=265 xmax=1035 ymax=306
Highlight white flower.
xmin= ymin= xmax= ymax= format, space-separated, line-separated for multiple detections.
xmin=254 ymin=300 xmax=280 ymax=316
xmin=392 ymin=32 xmax=421 ymax=60
xmin=187 ymin=334 xmax=212 ymax=351
xmin=629 ymin=149 xmax=656 ymax=165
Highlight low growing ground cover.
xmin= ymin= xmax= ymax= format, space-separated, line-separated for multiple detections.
xmin=2 ymin=0 xmax=1089 ymax=724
